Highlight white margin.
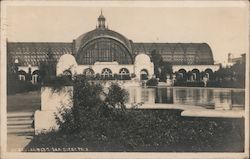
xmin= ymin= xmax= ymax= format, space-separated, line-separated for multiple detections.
xmin=0 ymin=1 xmax=249 ymax=159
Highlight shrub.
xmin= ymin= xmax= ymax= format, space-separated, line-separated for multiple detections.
xmin=43 ymin=75 xmax=73 ymax=92
xmin=206 ymin=81 xmax=221 ymax=87
xmin=105 ymin=83 xmax=128 ymax=110
xmin=112 ymin=74 xmax=117 ymax=80
xmin=146 ymin=78 xmax=158 ymax=86
xmin=56 ymin=75 xmax=105 ymax=133
xmin=174 ymin=81 xmax=204 ymax=87
xmin=131 ymin=73 xmax=136 ymax=79
xmin=95 ymin=73 xmax=101 ymax=80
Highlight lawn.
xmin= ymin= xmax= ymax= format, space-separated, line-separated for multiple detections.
xmin=7 ymin=91 xmax=41 ymax=113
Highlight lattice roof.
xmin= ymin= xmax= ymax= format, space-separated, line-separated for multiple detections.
xmin=7 ymin=42 xmax=73 ymax=66
xmin=7 ymin=42 xmax=214 ymax=66
xmin=133 ymin=42 xmax=214 ymax=65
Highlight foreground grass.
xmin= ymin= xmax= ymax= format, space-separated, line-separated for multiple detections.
xmin=24 ymin=109 xmax=244 ymax=152
xmin=7 ymin=91 xmax=41 ymax=113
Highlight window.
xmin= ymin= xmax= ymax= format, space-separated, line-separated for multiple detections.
xmin=77 ymin=38 xmax=133 ymax=65
xmin=101 ymin=68 xmax=112 ymax=79
xmin=83 ymin=68 xmax=95 ymax=77
xmin=19 ymin=75 xmax=25 ymax=81
xmin=119 ymin=68 xmax=130 ymax=80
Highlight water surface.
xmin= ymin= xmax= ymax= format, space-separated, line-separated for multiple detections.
xmin=126 ymin=87 xmax=245 ymax=110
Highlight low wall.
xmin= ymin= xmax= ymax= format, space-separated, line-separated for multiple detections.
xmin=34 ymin=86 xmax=73 ymax=134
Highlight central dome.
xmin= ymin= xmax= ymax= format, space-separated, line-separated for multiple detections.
xmin=73 ymin=11 xmax=134 ymax=65
xmin=74 ymin=28 xmax=133 ymax=54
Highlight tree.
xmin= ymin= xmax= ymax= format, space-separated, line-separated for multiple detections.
xmin=105 ymin=83 xmax=128 ymax=111
xmin=231 ymin=61 xmax=245 ymax=87
xmin=150 ymin=49 xmax=163 ymax=78
xmin=160 ymin=62 xmax=173 ymax=81
xmin=67 ymin=75 xmax=105 ymax=132
xmin=150 ymin=50 xmax=173 ymax=81
xmin=213 ymin=61 xmax=245 ymax=88
xmin=7 ymin=61 xmax=19 ymax=94
xmin=39 ymin=46 xmax=57 ymax=84
xmin=39 ymin=62 xmax=50 ymax=84
xmin=56 ymin=76 xmax=130 ymax=134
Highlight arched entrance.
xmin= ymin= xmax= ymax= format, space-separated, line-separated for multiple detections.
xmin=177 ymin=69 xmax=187 ymax=80
xmin=204 ymin=68 xmax=213 ymax=80
xmin=191 ymin=69 xmax=200 ymax=81
xmin=140 ymin=69 xmax=149 ymax=80
xmin=32 ymin=70 xmax=39 ymax=84
xmin=83 ymin=68 xmax=95 ymax=78
xmin=63 ymin=70 xmax=72 ymax=80
xmin=18 ymin=70 xmax=26 ymax=81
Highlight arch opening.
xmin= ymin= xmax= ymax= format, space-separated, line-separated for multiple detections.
xmin=204 ymin=68 xmax=213 ymax=80
xmin=63 ymin=70 xmax=72 ymax=80
xmin=18 ymin=70 xmax=26 ymax=81
xmin=83 ymin=68 xmax=95 ymax=78
xmin=177 ymin=69 xmax=187 ymax=80
xmin=140 ymin=69 xmax=149 ymax=80
xmin=101 ymin=68 xmax=113 ymax=80
xmin=190 ymin=69 xmax=200 ymax=81
xmin=32 ymin=70 xmax=39 ymax=84
xmin=119 ymin=68 xmax=130 ymax=80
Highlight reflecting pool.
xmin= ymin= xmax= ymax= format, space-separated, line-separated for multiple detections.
xmin=126 ymin=87 xmax=245 ymax=110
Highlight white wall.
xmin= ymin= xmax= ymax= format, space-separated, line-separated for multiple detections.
xmin=173 ymin=64 xmax=220 ymax=73
xmin=56 ymin=53 xmax=155 ymax=80
xmin=56 ymin=54 xmax=78 ymax=76
xmin=134 ymin=62 xmax=154 ymax=79
xmin=41 ymin=86 xmax=73 ymax=111
xmin=76 ymin=62 xmax=134 ymax=75
xmin=35 ymin=86 xmax=73 ymax=134
xmin=18 ymin=66 xmax=39 ymax=74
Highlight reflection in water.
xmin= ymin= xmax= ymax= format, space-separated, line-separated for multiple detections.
xmin=126 ymin=87 xmax=245 ymax=110
xmin=155 ymin=87 xmax=173 ymax=104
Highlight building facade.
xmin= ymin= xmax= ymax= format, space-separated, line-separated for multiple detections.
xmin=7 ymin=11 xmax=219 ymax=83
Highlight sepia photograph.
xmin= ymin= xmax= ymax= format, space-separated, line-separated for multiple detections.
xmin=0 ymin=1 xmax=249 ymax=159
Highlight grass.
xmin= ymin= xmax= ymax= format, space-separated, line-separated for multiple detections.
xmin=7 ymin=91 xmax=41 ymax=113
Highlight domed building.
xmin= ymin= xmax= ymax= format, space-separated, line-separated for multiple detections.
xmin=7 ymin=11 xmax=219 ymax=83
xmin=54 ymin=11 xmax=154 ymax=80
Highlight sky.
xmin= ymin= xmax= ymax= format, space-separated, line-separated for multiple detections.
xmin=6 ymin=1 xmax=249 ymax=63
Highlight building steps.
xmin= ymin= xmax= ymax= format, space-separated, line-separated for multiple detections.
xmin=7 ymin=112 xmax=34 ymax=135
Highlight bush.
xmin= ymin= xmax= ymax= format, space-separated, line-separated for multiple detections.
xmin=219 ymin=80 xmax=244 ymax=88
xmin=43 ymin=75 xmax=73 ymax=91
xmin=113 ymin=74 xmax=119 ymax=80
xmin=146 ymin=78 xmax=158 ymax=86
xmin=105 ymin=83 xmax=128 ymax=110
xmin=206 ymin=80 xmax=244 ymax=88
xmin=206 ymin=81 xmax=221 ymax=87
xmin=174 ymin=81 xmax=204 ymax=87
xmin=131 ymin=73 xmax=136 ymax=79
xmin=95 ymin=73 xmax=101 ymax=80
